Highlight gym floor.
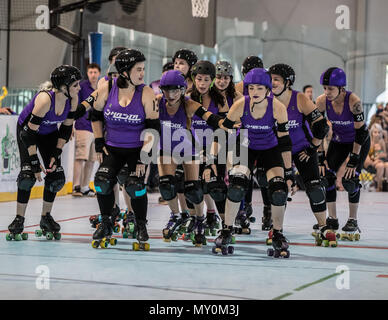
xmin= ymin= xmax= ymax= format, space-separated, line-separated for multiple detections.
xmin=0 ymin=189 xmax=387 ymax=300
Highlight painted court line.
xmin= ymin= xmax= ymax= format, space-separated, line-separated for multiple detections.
xmin=272 ymin=270 xmax=344 ymax=300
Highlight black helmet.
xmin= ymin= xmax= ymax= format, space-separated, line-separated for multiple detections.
xmin=108 ymin=46 xmax=127 ymax=62
xmin=191 ymin=60 xmax=216 ymax=79
xmin=268 ymin=63 xmax=295 ymax=86
xmin=50 ymin=65 xmax=82 ymax=91
xmin=162 ymin=61 xmax=174 ymax=73
xmin=215 ymin=60 xmax=233 ymax=77
xmin=172 ymin=48 xmax=198 ymax=67
xmin=241 ymin=56 xmax=263 ymax=76
xmin=115 ymin=49 xmax=146 ymax=79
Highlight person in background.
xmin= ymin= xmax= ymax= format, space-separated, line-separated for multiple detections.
xmin=72 ymin=63 xmax=101 ymax=197
xmin=303 ymin=84 xmax=315 ymax=103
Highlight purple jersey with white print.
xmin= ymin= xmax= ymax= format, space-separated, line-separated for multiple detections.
xmin=326 ymin=91 xmax=355 ymax=143
xmin=104 ymin=79 xmax=146 ymax=148
xmin=240 ymin=95 xmax=278 ymax=150
xmin=191 ymin=99 xmax=218 ymax=150
xmin=159 ymin=96 xmax=192 ymax=155
xmin=18 ymin=90 xmax=71 ymax=135
xmin=75 ymin=79 xmax=94 ymax=132
xmin=286 ymin=90 xmax=311 ymax=154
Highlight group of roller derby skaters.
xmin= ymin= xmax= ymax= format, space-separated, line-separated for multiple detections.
xmin=6 ymin=44 xmax=371 ymax=259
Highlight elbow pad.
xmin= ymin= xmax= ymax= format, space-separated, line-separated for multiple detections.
xmin=20 ymin=125 xmax=38 ymax=149
xmin=72 ymin=104 xmax=87 ymax=120
xmin=58 ymin=123 xmax=73 ymax=142
xmin=355 ymin=124 xmax=369 ymax=145
xmin=223 ymin=117 xmax=235 ymax=129
xmin=206 ymin=113 xmax=223 ymax=130
xmin=306 ymin=109 xmax=322 ymax=123
xmin=90 ymin=108 xmax=104 ymax=122
xmin=311 ymin=118 xmax=329 ymax=140
xmin=277 ymin=134 xmax=292 ymax=153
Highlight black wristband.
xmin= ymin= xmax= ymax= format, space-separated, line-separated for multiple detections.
xmin=284 ymin=168 xmax=295 ymax=186
xmin=347 ymin=152 xmax=359 ymax=168
xmin=95 ymin=137 xmax=105 ymax=153
xmin=29 ymin=154 xmax=41 ymax=173
xmin=317 ymin=151 xmax=326 ymax=166
xmin=222 ymin=117 xmax=235 ymax=129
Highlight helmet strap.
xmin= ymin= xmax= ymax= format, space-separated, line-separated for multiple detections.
xmin=273 ymin=80 xmax=288 ymax=97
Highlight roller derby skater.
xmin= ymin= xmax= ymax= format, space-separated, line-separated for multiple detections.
xmin=89 ymin=49 xmax=159 ymax=250
xmin=6 ymin=216 xmax=28 ymax=241
xmin=172 ymin=48 xmax=198 ymax=93
xmin=212 ymin=226 xmax=235 ymax=255
xmin=6 ymin=65 xmax=82 ymax=242
xmin=218 ymin=68 xmax=293 ymax=257
xmin=316 ymin=67 xmax=370 ymax=242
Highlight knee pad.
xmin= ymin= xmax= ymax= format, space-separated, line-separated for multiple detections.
xmin=94 ymin=166 xmax=116 ymax=195
xmin=117 ymin=165 xmax=129 ymax=186
xmin=342 ymin=173 xmax=360 ymax=195
xmin=227 ymin=173 xmax=249 ymax=203
xmin=159 ymin=175 xmax=177 ymax=201
xmin=125 ymin=174 xmax=146 ymax=199
xmin=204 ymin=176 xmax=227 ymax=202
xmin=184 ymin=180 xmax=203 ymax=205
xmin=17 ymin=164 xmax=36 ymax=191
xmin=305 ymin=179 xmax=326 ymax=210
xmin=175 ymin=165 xmax=185 ymax=193
xmin=256 ymin=167 xmax=268 ymax=188
xmin=268 ymin=176 xmax=288 ymax=206
xmin=44 ymin=166 xmax=65 ymax=193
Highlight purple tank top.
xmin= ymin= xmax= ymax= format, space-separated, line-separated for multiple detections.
xmin=191 ymin=98 xmax=219 ymax=149
xmin=104 ymin=79 xmax=146 ymax=148
xmin=18 ymin=90 xmax=71 ymax=135
xmin=159 ymin=96 xmax=192 ymax=154
xmin=226 ymin=96 xmax=234 ymax=108
xmin=240 ymin=96 xmax=278 ymax=150
xmin=286 ymin=90 xmax=311 ymax=154
xmin=326 ymin=91 xmax=355 ymax=143
xmin=75 ymin=80 xmax=94 ymax=132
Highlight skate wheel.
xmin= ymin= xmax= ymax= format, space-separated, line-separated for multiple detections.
xmin=110 ymin=238 xmax=117 ymax=246
xmin=322 ymin=240 xmax=329 ymax=247
xmin=205 ymin=228 xmax=210 ymax=236
xmin=273 ymin=250 xmax=280 ymax=258
xmin=194 ymin=243 xmax=202 ymax=247
xmin=266 ymin=239 xmax=272 ymax=246
xmin=143 ymin=243 xmax=150 ymax=251
xmin=91 ymin=240 xmax=100 ymax=248
xmin=133 ymin=242 xmax=139 ymax=251
xmin=6 ymin=234 xmax=12 ymax=241
xmin=35 ymin=230 xmax=42 ymax=237
xmin=243 ymin=228 xmax=251 ymax=235
xmin=163 ymin=238 xmax=171 ymax=243
xmin=202 ymin=238 xmax=207 ymax=246
xmin=267 ymin=248 xmax=274 ymax=257
xmin=46 ymin=233 xmax=54 ymax=241
xmin=311 ymin=232 xmax=317 ymax=237
xmin=221 ymin=247 xmax=228 ymax=255
xmin=354 ymin=234 xmax=360 ymax=241
xmin=228 ymin=246 xmax=234 ymax=254
xmin=172 ymin=233 xmax=179 ymax=242
xmin=113 ymin=225 xmax=120 ymax=233
xmin=329 ymin=241 xmax=337 ymax=247
xmin=54 ymin=233 xmax=61 ymax=241
xmin=211 ymin=230 xmax=217 ymax=237
xmin=212 ymin=247 xmax=218 ymax=254
xmin=100 ymin=241 xmax=109 ymax=248
xmin=315 ymin=239 xmax=322 ymax=246
xmin=128 ymin=223 xmax=135 ymax=234
xmin=282 ymin=250 xmax=290 ymax=258
xmin=123 ymin=232 xmax=128 ymax=239
xmin=231 ymin=236 xmax=236 ymax=244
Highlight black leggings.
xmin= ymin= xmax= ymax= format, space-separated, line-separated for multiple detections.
xmin=326 ymin=138 xmax=371 ymax=204
xmin=16 ymin=124 xmax=60 ymax=204
xmin=96 ymin=145 xmax=147 ymax=222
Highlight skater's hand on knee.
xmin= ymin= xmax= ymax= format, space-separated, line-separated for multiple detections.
xmin=319 ymin=165 xmax=326 ymax=176
xmin=46 ymin=157 xmax=57 ymax=173
xmin=298 ymin=150 xmax=310 ymax=162
xmin=96 ymin=147 xmax=109 ymax=163
xmin=344 ymin=166 xmax=356 ymax=179
xmin=136 ymin=164 xmax=145 ymax=177
xmin=35 ymin=165 xmax=45 ymax=182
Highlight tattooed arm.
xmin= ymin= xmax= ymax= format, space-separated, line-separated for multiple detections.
xmin=349 ymin=93 xmax=365 ymax=154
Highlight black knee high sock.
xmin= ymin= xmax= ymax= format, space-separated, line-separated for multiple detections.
xmin=43 ymin=188 xmax=56 ymax=203
xmin=17 ymin=189 xmax=31 ymax=204
xmin=131 ymin=195 xmax=148 ymax=222
xmin=97 ymin=193 xmax=115 ymax=216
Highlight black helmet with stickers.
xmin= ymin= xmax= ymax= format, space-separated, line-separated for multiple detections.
xmin=215 ymin=60 xmax=233 ymax=77
xmin=115 ymin=49 xmax=146 ymax=84
xmin=268 ymin=63 xmax=296 ymax=97
xmin=241 ymin=56 xmax=263 ymax=76
xmin=191 ymin=60 xmax=216 ymax=79
xmin=50 ymin=65 xmax=82 ymax=98
xmin=172 ymin=48 xmax=198 ymax=68
xmin=108 ymin=46 xmax=127 ymax=62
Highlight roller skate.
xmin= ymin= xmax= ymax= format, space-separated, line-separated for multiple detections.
xmin=339 ymin=219 xmax=361 ymax=241
xmin=6 ymin=215 xmax=28 ymax=241
xmin=91 ymin=215 xmax=117 ymax=248
xmin=267 ymin=230 xmax=290 ymax=258
xmin=110 ymin=206 xmax=121 ymax=233
xmin=132 ymin=220 xmax=150 ymax=251
xmin=204 ymin=210 xmax=221 ymax=236
xmin=212 ymin=226 xmax=234 ymax=255
xmin=326 ymin=216 xmax=340 ymax=239
xmin=162 ymin=211 xmax=189 ymax=242
xmin=122 ymin=211 xmax=136 ymax=239
xmin=192 ymin=216 xmax=207 ymax=247
xmin=244 ymin=203 xmax=256 ymax=223
xmin=182 ymin=215 xmax=197 ymax=241
xmin=35 ymin=213 xmax=61 ymax=240
xmin=266 ymin=228 xmax=283 ymax=245
xmin=261 ymin=205 xmax=272 ymax=231
xmin=312 ymin=225 xmax=338 ymax=247
xmin=234 ymin=210 xmax=251 ymax=235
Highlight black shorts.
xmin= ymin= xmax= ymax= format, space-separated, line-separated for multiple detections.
xmin=246 ymin=146 xmax=284 ymax=173
xmin=101 ymin=145 xmax=142 ymax=178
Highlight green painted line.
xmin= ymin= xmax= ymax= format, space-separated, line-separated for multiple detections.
xmin=272 ymin=270 xmax=345 ymax=300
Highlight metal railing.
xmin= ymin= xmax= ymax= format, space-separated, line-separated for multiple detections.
xmin=1 ymin=88 xmax=38 ymax=115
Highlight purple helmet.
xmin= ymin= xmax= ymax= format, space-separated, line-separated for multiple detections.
xmin=243 ymin=68 xmax=272 ymax=89
xmin=160 ymin=70 xmax=187 ymax=90
xmin=320 ymin=67 xmax=346 ymax=87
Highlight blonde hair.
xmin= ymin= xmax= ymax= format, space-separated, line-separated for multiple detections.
xmin=369 ymin=123 xmax=384 ymax=141
xmin=39 ymin=81 xmax=54 ymax=91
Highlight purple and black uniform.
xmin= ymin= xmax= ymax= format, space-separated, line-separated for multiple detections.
xmin=18 ymin=90 xmax=71 ymax=135
xmin=286 ymin=90 xmax=311 ymax=155
xmin=103 ymin=79 xmax=146 ymax=148
xmin=159 ymin=96 xmax=193 ymax=158
xmin=75 ymin=80 xmax=94 ymax=132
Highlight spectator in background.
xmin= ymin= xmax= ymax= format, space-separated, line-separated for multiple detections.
xmin=303 ymin=84 xmax=315 ymax=103
xmin=72 ymin=63 xmax=101 ymax=197
xmin=364 ymin=123 xmax=388 ymax=191
xmin=0 ymin=107 xmax=14 ymax=115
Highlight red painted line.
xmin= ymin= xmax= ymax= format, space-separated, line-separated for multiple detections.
xmin=377 ymin=275 xmax=388 ymax=278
